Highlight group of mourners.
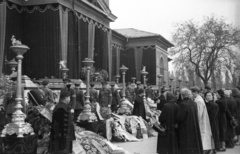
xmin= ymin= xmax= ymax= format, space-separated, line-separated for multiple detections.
xmin=156 ymin=85 xmax=240 ymax=154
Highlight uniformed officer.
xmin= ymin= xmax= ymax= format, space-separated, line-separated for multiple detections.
xmin=89 ymin=82 xmax=98 ymax=103
xmin=98 ymin=81 xmax=112 ymax=108
xmin=60 ymin=78 xmax=76 ymax=111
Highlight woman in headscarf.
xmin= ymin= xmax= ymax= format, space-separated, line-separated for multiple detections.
xmin=156 ymin=91 xmax=179 ymax=154
xmin=232 ymin=88 xmax=240 ymax=145
xmin=204 ymin=91 xmax=221 ymax=153
xmin=216 ymin=89 xmax=230 ymax=151
xmin=176 ymin=88 xmax=203 ymax=154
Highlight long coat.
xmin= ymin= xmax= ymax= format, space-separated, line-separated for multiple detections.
xmin=206 ymin=100 xmax=220 ymax=149
xmin=233 ymin=96 xmax=240 ymax=135
xmin=110 ymin=88 xmax=120 ymax=112
xmin=99 ymin=88 xmax=112 ymax=107
xmin=176 ymin=98 xmax=203 ymax=154
xmin=216 ymin=97 xmax=229 ymax=142
xmin=132 ymin=95 xmax=146 ymax=120
xmin=194 ymin=95 xmax=213 ymax=151
xmin=225 ymin=97 xmax=237 ymax=138
xmin=157 ymin=100 xmax=179 ymax=154
xmin=49 ymin=101 xmax=75 ymax=154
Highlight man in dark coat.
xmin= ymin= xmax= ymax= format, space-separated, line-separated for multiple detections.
xmin=232 ymin=88 xmax=240 ymax=145
xmin=49 ymin=91 xmax=75 ymax=154
xmin=89 ymin=82 xmax=98 ymax=103
xmin=157 ymin=92 xmax=179 ymax=154
xmin=125 ymin=82 xmax=135 ymax=104
xmin=216 ymin=89 xmax=231 ymax=150
xmin=60 ymin=78 xmax=76 ymax=110
xmin=41 ymin=79 xmax=55 ymax=103
xmin=145 ymin=83 xmax=156 ymax=101
xmin=224 ymin=90 xmax=237 ymax=148
xmin=98 ymin=81 xmax=112 ymax=108
xmin=74 ymin=80 xmax=85 ymax=121
xmin=110 ymin=82 xmax=120 ymax=113
xmin=132 ymin=88 xmax=146 ymax=120
xmin=176 ymin=88 xmax=203 ymax=154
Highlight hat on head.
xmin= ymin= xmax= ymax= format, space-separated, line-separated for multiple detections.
xmin=60 ymin=90 xmax=70 ymax=99
xmin=217 ymin=89 xmax=225 ymax=97
xmin=101 ymin=80 xmax=107 ymax=85
xmin=90 ymin=82 xmax=95 ymax=86
xmin=136 ymin=81 xmax=141 ymax=85
xmin=63 ymin=78 xmax=71 ymax=83
xmin=74 ymin=80 xmax=82 ymax=86
xmin=137 ymin=88 xmax=144 ymax=95
xmin=190 ymin=86 xmax=200 ymax=93
xmin=110 ymin=81 xmax=116 ymax=86
xmin=42 ymin=80 xmax=49 ymax=86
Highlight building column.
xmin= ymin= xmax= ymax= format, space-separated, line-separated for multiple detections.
xmin=0 ymin=1 xmax=6 ymax=75
xmin=116 ymin=46 xmax=120 ymax=75
xmin=134 ymin=47 xmax=143 ymax=81
xmin=107 ymin=30 xmax=112 ymax=81
xmin=88 ymin=22 xmax=95 ymax=60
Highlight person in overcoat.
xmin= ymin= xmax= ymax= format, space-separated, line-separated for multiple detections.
xmin=60 ymin=78 xmax=76 ymax=110
xmin=204 ymin=91 xmax=221 ymax=152
xmin=216 ymin=89 xmax=230 ymax=150
xmin=110 ymin=82 xmax=120 ymax=113
xmin=132 ymin=88 xmax=146 ymax=120
xmin=224 ymin=90 xmax=237 ymax=148
xmin=98 ymin=81 xmax=112 ymax=108
xmin=74 ymin=80 xmax=85 ymax=121
xmin=232 ymin=88 xmax=240 ymax=145
xmin=156 ymin=92 xmax=179 ymax=154
xmin=176 ymin=88 xmax=203 ymax=154
xmin=49 ymin=91 xmax=75 ymax=154
xmin=191 ymin=86 xmax=213 ymax=153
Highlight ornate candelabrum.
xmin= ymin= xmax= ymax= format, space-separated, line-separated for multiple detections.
xmin=141 ymin=67 xmax=148 ymax=102
xmin=169 ymin=77 xmax=174 ymax=92
xmin=178 ymin=78 xmax=182 ymax=89
xmin=117 ymin=65 xmax=130 ymax=115
xmin=131 ymin=77 xmax=136 ymax=84
xmin=114 ymin=74 xmax=120 ymax=84
xmin=59 ymin=60 xmax=69 ymax=79
xmin=157 ymin=74 xmax=163 ymax=96
xmin=7 ymin=59 xmax=18 ymax=74
xmin=1 ymin=44 xmax=34 ymax=137
xmin=78 ymin=58 xmax=97 ymax=122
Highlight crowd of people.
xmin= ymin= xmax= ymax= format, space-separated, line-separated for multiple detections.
xmin=156 ymin=85 xmax=240 ymax=154
xmin=1 ymin=74 xmax=240 ymax=154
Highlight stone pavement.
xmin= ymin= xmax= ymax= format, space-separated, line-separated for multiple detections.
xmin=113 ymin=136 xmax=240 ymax=154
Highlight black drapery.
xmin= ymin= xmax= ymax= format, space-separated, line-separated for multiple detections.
xmin=142 ymin=47 xmax=156 ymax=85
xmin=120 ymin=48 xmax=135 ymax=83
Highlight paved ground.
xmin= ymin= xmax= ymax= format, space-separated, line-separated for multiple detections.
xmin=113 ymin=136 xmax=240 ymax=154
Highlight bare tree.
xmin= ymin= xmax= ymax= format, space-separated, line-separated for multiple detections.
xmin=170 ymin=16 xmax=240 ymax=86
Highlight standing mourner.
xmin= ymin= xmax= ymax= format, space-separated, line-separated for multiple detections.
xmin=204 ymin=91 xmax=221 ymax=152
xmin=41 ymin=80 xmax=55 ymax=104
xmin=191 ymin=86 xmax=213 ymax=153
xmin=134 ymin=81 xmax=142 ymax=97
xmin=74 ymin=80 xmax=85 ymax=121
xmin=110 ymin=82 xmax=120 ymax=113
xmin=156 ymin=92 xmax=179 ymax=154
xmin=232 ymin=88 xmax=240 ymax=145
xmin=216 ymin=89 xmax=229 ymax=151
xmin=125 ymin=82 xmax=135 ymax=104
xmin=132 ymin=88 xmax=146 ymax=120
xmin=176 ymin=88 xmax=203 ymax=154
xmin=89 ymin=82 xmax=98 ymax=103
xmin=49 ymin=91 xmax=75 ymax=154
xmin=145 ymin=83 xmax=156 ymax=101
xmin=98 ymin=81 xmax=112 ymax=108
xmin=60 ymin=78 xmax=76 ymax=110
xmin=224 ymin=90 xmax=237 ymax=148
xmin=156 ymin=87 xmax=168 ymax=111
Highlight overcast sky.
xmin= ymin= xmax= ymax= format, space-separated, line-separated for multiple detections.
xmin=110 ymin=0 xmax=240 ymax=41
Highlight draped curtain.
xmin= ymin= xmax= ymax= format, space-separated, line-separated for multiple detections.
xmin=142 ymin=48 xmax=156 ymax=85
xmin=134 ymin=47 xmax=143 ymax=81
xmin=59 ymin=6 xmax=68 ymax=63
xmin=0 ymin=1 xmax=6 ymax=75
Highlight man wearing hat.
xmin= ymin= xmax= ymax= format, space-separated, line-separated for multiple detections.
xmin=49 ymin=91 xmax=75 ymax=154
xmin=41 ymin=79 xmax=55 ymax=103
xmin=99 ymin=81 xmax=112 ymax=108
xmin=60 ymin=78 xmax=76 ymax=111
xmin=145 ymin=83 xmax=156 ymax=101
xmin=134 ymin=81 xmax=142 ymax=100
xmin=125 ymin=82 xmax=135 ymax=104
xmin=110 ymin=82 xmax=120 ymax=113
xmin=73 ymin=80 xmax=85 ymax=121
xmin=191 ymin=86 xmax=213 ymax=153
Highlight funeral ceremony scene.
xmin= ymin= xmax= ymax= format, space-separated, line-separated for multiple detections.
xmin=0 ymin=0 xmax=240 ymax=154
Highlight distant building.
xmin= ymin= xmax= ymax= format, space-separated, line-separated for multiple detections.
xmin=112 ymin=28 xmax=173 ymax=85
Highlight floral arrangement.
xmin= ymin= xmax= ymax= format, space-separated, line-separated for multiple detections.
xmin=0 ymin=74 xmax=14 ymax=107
xmin=80 ymin=67 xmax=109 ymax=81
